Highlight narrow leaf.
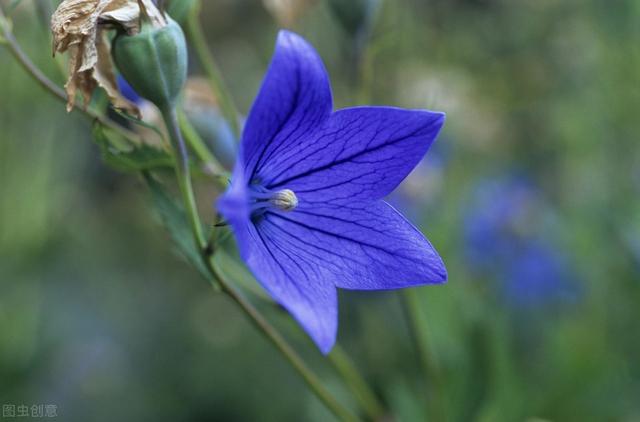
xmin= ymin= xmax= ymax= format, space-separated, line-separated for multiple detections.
xmin=144 ymin=173 xmax=210 ymax=279
xmin=92 ymin=123 xmax=174 ymax=172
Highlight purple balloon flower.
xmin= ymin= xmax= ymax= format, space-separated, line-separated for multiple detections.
xmin=217 ymin=30 xmax=446 ymax=353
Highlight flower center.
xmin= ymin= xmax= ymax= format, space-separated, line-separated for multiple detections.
xmin=249 ymin=186 xmax=298 ymax=215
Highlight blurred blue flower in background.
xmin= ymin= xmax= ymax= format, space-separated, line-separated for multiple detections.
xmin=503 ymin=241 xmax=579 ymax=307
xmin=182 ymin=78 xmax=238 ymax=171
xmin=387 ymin=140 xmax=450 ymax=221
xmin=463 ymin=176 xmax=580 ymax=308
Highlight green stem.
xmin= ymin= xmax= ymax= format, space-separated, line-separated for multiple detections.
xmin=216 ymin=249 xmax=387 ymax=420
xmin=177 ymin=108 xmax=229 ymax=187
xmin=329 ymin=346 xmax=386 ymax=421
xmin=177 ymin=109 xmax=219 ymax=167
xmin=402 ymin=289 xmax=447 ymax=422
xmin=208 ymin=260 xmax=358 ymax=422
xmin=185 ymin=1 xmax=241 ymax=139
xmin=160 ymin=106 xmax=206 ymax=249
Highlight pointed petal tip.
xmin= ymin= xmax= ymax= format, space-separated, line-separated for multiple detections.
xmin=274 ymin=30 xmax=321 ymax=64
xmin=311 ymin=330 xmax=336 ymax=354
xmin=426 ymin=110 xmax=446 ymax=130
xmin=421 ymin=109 xmax=445 ymax=148
xmin=277 ymin=28 xmax=295 ymax=39
xmin=431 ymin=253 xmax=448 ymax=284
xmin=414 ymin=108 xmax=445 ymax=129
xmin=319 ymin=342 xmax=335 ymax=355
xmin=300 ymin=309 xmax=337 ymax=355
xmin=276 ymin=29 xmax=305 ymax=48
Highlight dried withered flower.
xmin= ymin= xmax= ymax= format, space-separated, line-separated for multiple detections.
xmin=51 ymin=0 xmax=164 ymax=115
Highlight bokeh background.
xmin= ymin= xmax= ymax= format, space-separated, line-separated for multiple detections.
xmin=1 ymin=0 xmax=639 ymax=421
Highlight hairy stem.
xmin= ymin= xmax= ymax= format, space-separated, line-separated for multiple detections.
xmin=402 ymin=289 xmax=447 ymax=422
xmin=185 ymin=1 xmax=241 ymax=139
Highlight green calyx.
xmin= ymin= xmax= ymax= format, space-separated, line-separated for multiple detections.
xmin=112 ymin=18 xmax=188 ymax=109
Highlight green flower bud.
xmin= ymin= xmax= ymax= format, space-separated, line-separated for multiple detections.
xmin=327 ymin=0 xmax=381 ymax=38
xmin=112 ymin=17 xmax=188 ymax=109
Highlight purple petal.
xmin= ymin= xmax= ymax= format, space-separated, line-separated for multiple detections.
xmin=217 ymin=30 xmax=448 ymax=354
xmin=244 ymin=220 xmax=338 ymax=353
xmin=262 ymin=107 xmax=445 ymax=201
xmin=217 ymin=160 xmax=252 ymax=259
xmin=260 ymin=200 xmax=446 ymax=291
xmin=218 ymin=160 xmax=338 ymax=352
xmin=243 ymin=30 xmax=333 ymax=182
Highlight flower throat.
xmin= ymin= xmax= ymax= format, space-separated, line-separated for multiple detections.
xmin=249 ymin=186 xmax=298 ymax=216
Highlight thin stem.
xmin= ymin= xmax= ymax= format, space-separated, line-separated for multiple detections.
xmin=0 ymin=8 xmax=142 ymax=145
xmin=214 ymin=249 xmax=387 ymax=420
xmin=208 ymin=261 xmax=358 ymax=422
xmin=205 ymin=229 xmax=386 ymax=420
xmin=402 ymin=289 xmax=447 ymax=422
xmin=177 ymin=108 xmax=229 ymax=186
xmin=160 ymin=106 xmax=206 ymax=249
xmin=185 ymin=1 xmax=241 ymax=139
xmin=328 ymin=346 xmax=386 ymax=421
xmin=177 ymin=108 xmax=219 ymax=166
xmin=0 ymin=10 xmax=62 ymax=96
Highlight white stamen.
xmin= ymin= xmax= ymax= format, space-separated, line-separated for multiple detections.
xmin=269 ymin=189 xmax=298 ymax=211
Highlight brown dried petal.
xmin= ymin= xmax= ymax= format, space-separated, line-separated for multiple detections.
xmin=51 ymin=0 xmax=165 ymax=115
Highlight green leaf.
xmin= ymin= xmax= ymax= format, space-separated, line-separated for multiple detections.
xmin=144 ymin=173 xmax=210 ymax=279
xmin=112 ymin=108 xmax=166 ymax=144
xmin=92 ymin=123 xmax=175 ymax=172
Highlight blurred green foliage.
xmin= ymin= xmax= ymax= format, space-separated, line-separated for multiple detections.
xmin=1 ymin=0 xmax=639 ymax=421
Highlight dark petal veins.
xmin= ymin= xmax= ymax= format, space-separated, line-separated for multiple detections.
xmin=221 ymin=30 xmax=448 ymax=354
xmin=260 ymin=200 xmax=447 ymax=292
xmin=262 ymin=107 xmax=445 ymax=201
xmin=241 ymin=218 xmax=338 ymax=353
xmin=242 ymin=30 xmax=333 ymax=182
